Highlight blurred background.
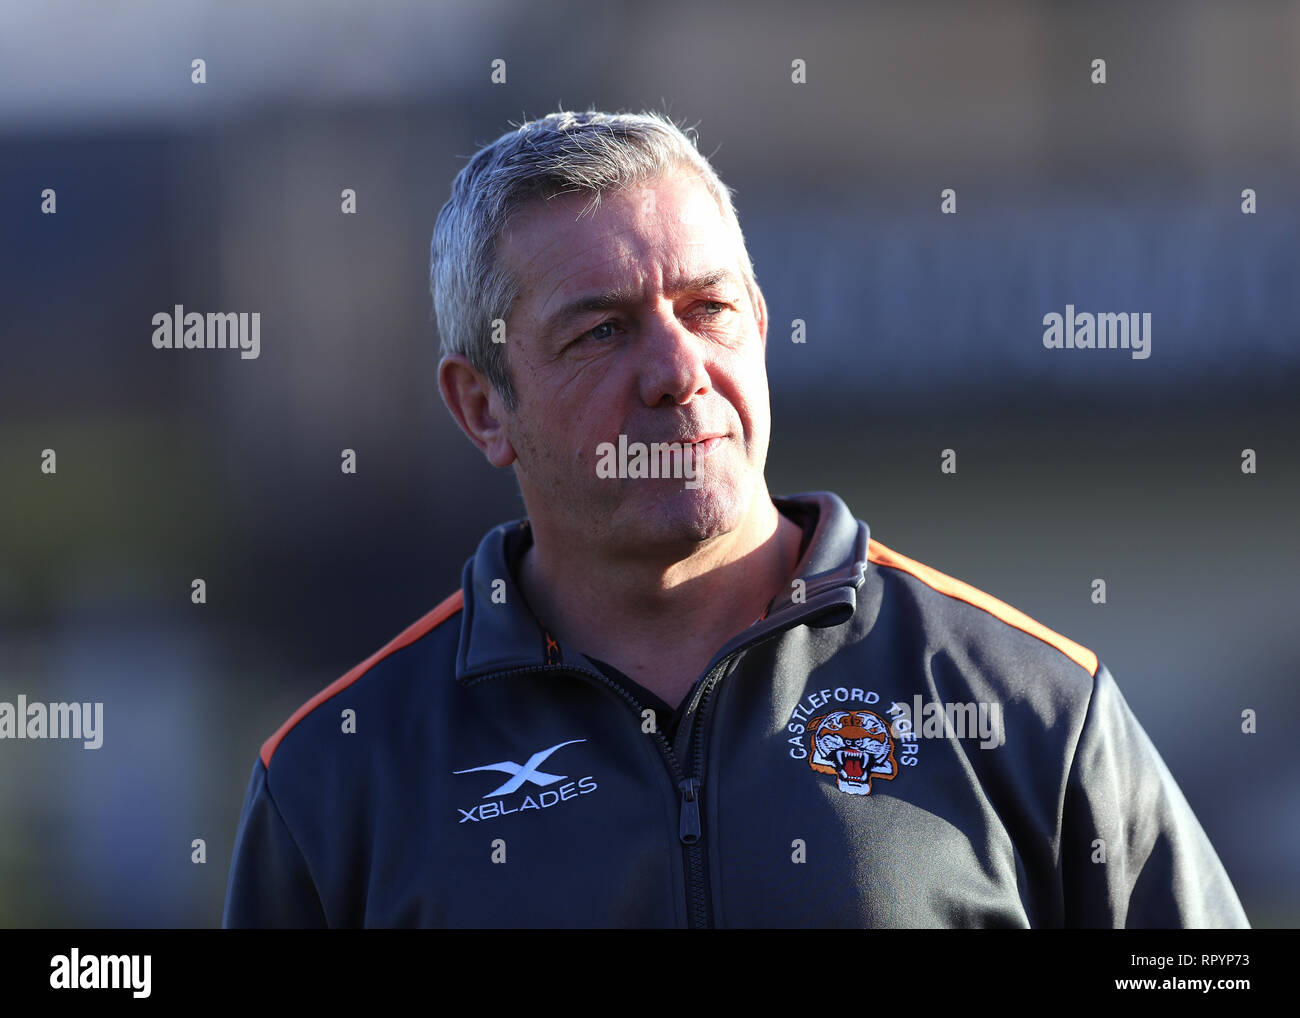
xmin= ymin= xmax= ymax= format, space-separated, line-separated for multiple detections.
xmin=0 ymin=0 xmax=1296 ymax=927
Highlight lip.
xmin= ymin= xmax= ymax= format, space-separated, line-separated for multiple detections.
xmin=683 ymin=435 xmax=726 ymax=458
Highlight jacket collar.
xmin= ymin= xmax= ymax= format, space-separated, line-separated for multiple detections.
xmin=454 ymin=491 xmax=869 ymax=682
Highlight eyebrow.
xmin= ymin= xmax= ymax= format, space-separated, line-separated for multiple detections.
xmin=539 ymin=268 xmax=741 ymax=341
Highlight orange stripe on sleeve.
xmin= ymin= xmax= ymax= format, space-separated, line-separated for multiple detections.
xmin=259 ymin=588 xmax=465 ymax=769
xmin=867 ymin=539 xmax=1098 ymax=677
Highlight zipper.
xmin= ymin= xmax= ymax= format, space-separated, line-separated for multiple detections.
xmin=676 ymin=659 xmax=731 ymax=927
xmin=678 ymin=778 xmax=701 ymax=842
xmin=462 ymin=608 xmax=830 ymax=928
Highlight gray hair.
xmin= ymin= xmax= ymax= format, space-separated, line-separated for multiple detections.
xmin=429 ymin=108 xmax=758 ymax=412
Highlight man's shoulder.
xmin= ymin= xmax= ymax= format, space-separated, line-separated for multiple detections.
xmin=863 ymin=536 xmax=1099 ymax=698
xmin=259 ymin=588 xmax=465 ymax=777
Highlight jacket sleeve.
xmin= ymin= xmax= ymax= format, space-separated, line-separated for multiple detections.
xmin=1059 ymin=662 xmax=1250 ymax=928
xmin=222 ymin=757 xmax=329 ymax=928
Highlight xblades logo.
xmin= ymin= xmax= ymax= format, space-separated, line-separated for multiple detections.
xmin=454 ymin=738 xmax=585 ymax=797
xmin=453 ymin=739 xmax=598 ymax=823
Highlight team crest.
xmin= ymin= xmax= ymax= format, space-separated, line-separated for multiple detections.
xmin=785 ymin=686 xmax=919 ymax=794
xmin=806 ymin=709 xmax=898 ymax=795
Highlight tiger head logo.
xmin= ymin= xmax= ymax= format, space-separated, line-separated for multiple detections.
xmin=807 ymin=709 xmax=898 ymax=795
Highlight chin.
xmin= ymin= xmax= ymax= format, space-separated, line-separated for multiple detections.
xmin=623 ymin=477 xmax=750 ymax=547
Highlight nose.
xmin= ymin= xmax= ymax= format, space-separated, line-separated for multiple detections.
xmin=637 ymin=307 xmax=712 ymax=407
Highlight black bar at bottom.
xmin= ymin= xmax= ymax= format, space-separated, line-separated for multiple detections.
xmin=0 ymin=929 xmax=1279 ymax=1005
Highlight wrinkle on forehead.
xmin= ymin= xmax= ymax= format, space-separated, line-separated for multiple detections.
xmin=500 ymin=174 xmax=737 ymax=325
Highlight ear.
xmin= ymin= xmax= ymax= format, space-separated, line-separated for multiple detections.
xmin=438 ymin=354 xmax=517 ymax=468
xmin=749 ymin=278 xmax=768 ymax=349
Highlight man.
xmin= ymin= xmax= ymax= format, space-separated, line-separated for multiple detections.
xmin=223 ymin=109 xmax=1249 ymax=928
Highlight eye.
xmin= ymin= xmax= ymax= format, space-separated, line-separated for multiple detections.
xmin=578 ymin=319 xmax=621 ymax=343
xmin=575 ymin=301 xmax=732 ymax=345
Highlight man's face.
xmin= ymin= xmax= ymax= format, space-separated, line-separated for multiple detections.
xmin=494 ymin=168 xmax=772 ymax=555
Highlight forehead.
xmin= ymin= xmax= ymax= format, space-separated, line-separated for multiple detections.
xmin=497 ymin=170 xmax=740 ymax=320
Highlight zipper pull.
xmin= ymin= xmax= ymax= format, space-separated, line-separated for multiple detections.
xmin=678 ymin=778 xmax=701 ymax=844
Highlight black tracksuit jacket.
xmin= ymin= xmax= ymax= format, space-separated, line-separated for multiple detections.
xmin=222 ymin=491 xmax=1249 ymax=928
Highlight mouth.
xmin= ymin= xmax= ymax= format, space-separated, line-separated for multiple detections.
xmin=835 ymin=748 xmax=866 ymax=780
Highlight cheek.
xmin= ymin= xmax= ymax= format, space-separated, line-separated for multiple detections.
xmin=729 ymin=362 xmax=772 ymax=440
xmin=730 ymin=344 xmax=771 ymax=401
xmin=548 ymin=408 xmax=606 ymax=480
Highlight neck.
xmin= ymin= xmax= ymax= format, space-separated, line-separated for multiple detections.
xmin=516 ymin=489 xmax=804 ymax=704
